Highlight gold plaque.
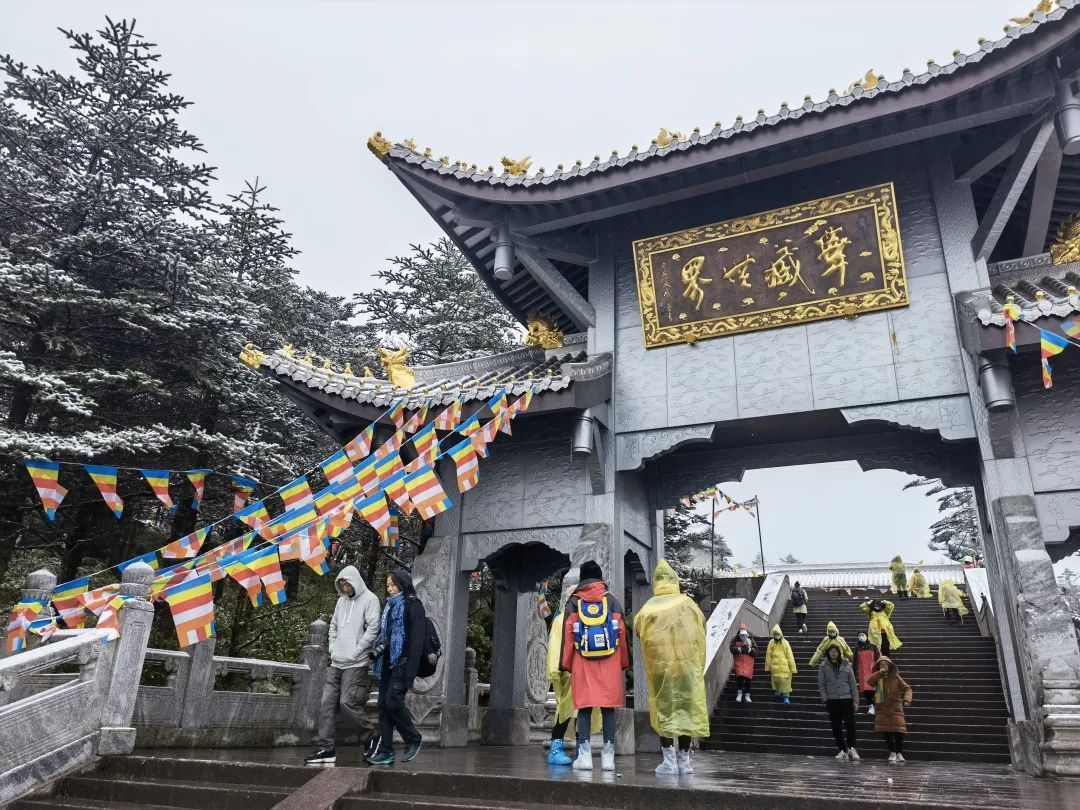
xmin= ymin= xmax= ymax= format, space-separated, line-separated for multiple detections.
xmin=632 ymin=183 xmax=908 ymax=348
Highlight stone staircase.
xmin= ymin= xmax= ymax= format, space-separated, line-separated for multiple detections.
xmin=703 ymin=587 xmax=1012 ymax=763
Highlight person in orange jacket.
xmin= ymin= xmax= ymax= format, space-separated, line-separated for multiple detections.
xmin=729 ymin=624 xmax=756 ymax=703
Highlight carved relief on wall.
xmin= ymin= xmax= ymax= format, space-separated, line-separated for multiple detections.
xmin=632 ymin=183 xmax=909 ymax=348
xmin=525 ymin=609 xmax=550 ymax=725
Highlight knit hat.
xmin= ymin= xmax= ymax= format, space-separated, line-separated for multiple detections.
xmin=580 ymin=560 xmax=603 ymax=582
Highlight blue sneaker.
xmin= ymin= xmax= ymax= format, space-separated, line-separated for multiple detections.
xmin=366 ymin=750 xmax=395 ymax=766
xmin=783 ymin=695 xmax=791 ymax=704
xmin=547 ymin=738 xmax=572 ymax=766
xmin=402 ymin=741 xmax=422 ymax=763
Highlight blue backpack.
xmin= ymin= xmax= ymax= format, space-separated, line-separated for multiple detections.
xmin=572 ymin=595 xmax=619 ymax=659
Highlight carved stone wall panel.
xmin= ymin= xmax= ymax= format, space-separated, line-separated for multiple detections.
xmin=895 ymin=355 xmax=967 ymax=400
xmin=525 ymin=610 xmax=550 ymax=707
xmin=842 ymin=395 xmax=976 ymax=442
xmin=733 ymin=326 xmax=811 ymax=386
xmin=888 ymin=273 xmax=961 ymax=363
xmin=1015 ymin=360 xmax=1080 ymax=491
xmin=812 ymin=364 xmax=899 ymax=410
xmin=807 ymin=313 xmax=893 ymax=375
xmin=665 ymin=340 xmax=738 ymax=427
xmin=523 ymin=440 xmax=588 ymax=500
xmin=465 ymin=448 xmax=526 ymax=509
xmin=893 ymin=167 xmax=947 ymax=279
xmin=615 ymin=396 xmax=669 ymax=433
xmin=736 ymin=375 xmax=814 ymax=418
xmin=522 ymin=496 xmax=585 ymax=528
xmin=619 ymin=471 xmax=651 ymax=544
xmin=1035 ymin=492 xmax=1080 ymax=545
xmin=614 ymin=327 xmax=666 ymax=402
xmin=461 ymin=528 xmax=580 ymax=572
xmin=616 ymin=424 xmax=716 ymax=471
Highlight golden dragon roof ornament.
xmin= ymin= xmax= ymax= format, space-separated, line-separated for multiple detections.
xmin=367 ymin=131 xmax=392 ymax=159
xmin=501 ymin=155 xmax=532 ymax=177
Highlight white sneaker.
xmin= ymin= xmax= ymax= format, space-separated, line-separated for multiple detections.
xmin=676 ymin=750 xmax=694 ymax=775
xmin=835 ymin=750 xmax=849 ymax=760
xmin=888 ymin=752 xmax=898 ymax=763
xmin=655 ymin=745 xmax=678 ymax=775
xmin=573 ymin=740 xmax=593 ymax=771
xmin=895 ymin=753 xmax=906 ymax=763
xmin=868 ymin=705 xmax=876 ymax=715
xmin=847 ymin=748 xmax=860 ymax=761
xmin=743 ymin=694 xmax=752 ymax=703
xmin=601 ymin=741 xmax=615 ymax=772
xmin=735 ymin=690 xmax=743 ymax=702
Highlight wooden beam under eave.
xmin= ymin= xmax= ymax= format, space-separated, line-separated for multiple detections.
xmin=972 ymin=115 xmax=1055 ymax=262
xmin=1023 ymin=135 xmax=1063 ymax=256
xmin=516 ymin=244 xmax=596 ymax=332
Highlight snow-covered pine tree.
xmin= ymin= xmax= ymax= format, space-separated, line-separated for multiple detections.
xmin=903 ymin=476 xmax=983 ymax=562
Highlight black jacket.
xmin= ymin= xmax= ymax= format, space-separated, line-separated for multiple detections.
xmin=382 ymin=567 xmax=427 ymax=682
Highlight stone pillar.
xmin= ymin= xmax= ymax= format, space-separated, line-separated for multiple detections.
xmin=630 ymin=574 xmax=658 ymax=754
xmin=481 ymin=584 xmax=532 ymax=745
xmin=296 ymin=619 xmax=329 ymax=735
xmin=464 ymin=647 xmax=480 ymax=734
xmin=97 ymin=561 xmax=154 ymax=755
xmin=1 ymin=569 xmax=56 ymax=657
xmin=178 ymin=637 xmax=216 ymax=730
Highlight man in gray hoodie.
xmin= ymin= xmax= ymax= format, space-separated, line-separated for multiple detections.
xmin=306 ymin=566 xmax=381 ymax=764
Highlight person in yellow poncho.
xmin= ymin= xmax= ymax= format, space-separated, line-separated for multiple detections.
xmin=809 ymin=620 xmax=853 ymax=666
xmin=859 ymin=598 xmax=902 ymax=655
xmin=889 ymin=555 xmax=908 ymax=598
xmin=765 ymin=624 xmax=797 ymax=704
xmin=545 ymin=567 xmax=600 ymax=766
xmin=908 ymin=568 xmax=931 ymax=598
xmin=633 ymin=560 xmax=709 ymax=776
xmin=938 ymin=578 xmax=969 ymax=625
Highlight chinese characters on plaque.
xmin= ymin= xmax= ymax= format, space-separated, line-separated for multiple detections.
xmin=632 ymin=184 xmax=908 ymax=349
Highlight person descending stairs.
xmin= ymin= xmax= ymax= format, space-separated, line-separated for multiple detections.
xmin=704 ymin=586 xmax=1011 ymax=763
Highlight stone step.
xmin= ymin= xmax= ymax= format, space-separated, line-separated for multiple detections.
xmin=700 ymin=739 xmax=1012 ymax=763
xmin=53 ymin=775 xmax=291 ymax=810
xmin=94 ymin=754 xmax=313 ymax=788
xmin=12 ymin=798 xmax=189 ymax=810
xmin=712 ymin=707 xmax=1009 ymax=724
xmin=707 ymin=718 xmax=1009 ymax=739
xmin=338 ymin=793 xmax=607 ymax=810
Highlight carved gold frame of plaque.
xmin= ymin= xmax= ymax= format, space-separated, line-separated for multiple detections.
xmin=631 ymin=183 xmax=908 ymax=349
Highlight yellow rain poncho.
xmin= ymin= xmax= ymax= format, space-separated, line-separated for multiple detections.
xmin=765 ymin=625 xmax=797 ymax=695
xmin=547 ymin=610 xmax=601 ymax=732
xmin=860 ymin=599 xmax=902 ymax=651
xmin=937 ymin=579 xmax=969 ymax=615
xmin=808 ymin=620 xmax=853 ymax=666
xmin=632 ymin=561 xmax=709 ymax=738
xmin=908 ymin=568 xmax=931 ymax=598
xmin=889 ymin=556 xmax=907 ymax=595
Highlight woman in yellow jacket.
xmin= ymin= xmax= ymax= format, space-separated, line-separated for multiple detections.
xmin=859 ymin=598 xmax=902 ymax=656
xmin=938 ymin=578 xmax=969 ymax=625
xmin=545 ymin=569 xmax=600 ymax=766
xmin=633 ymin=561 xmax=709 ymax=775
xmin=765 ymin=625 xmax=797 ymax=704
xmin=908 ymin=568 xmax=931 ymax=598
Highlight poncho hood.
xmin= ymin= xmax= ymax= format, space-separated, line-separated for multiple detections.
xmin=652 ymin=560 xmax=680 ymax=597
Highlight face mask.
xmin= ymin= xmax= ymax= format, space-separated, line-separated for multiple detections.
xmin=772 ymin=635 xmax=781 ymax=641
xmin=858 ymin=635 xmax=867 ymax=643
xmin=828 ymin=631 xmax=837 ymax=638
xmin=738 ymin=631 xmax=748 ymax=638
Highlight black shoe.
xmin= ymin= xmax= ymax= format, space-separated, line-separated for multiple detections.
xmin=305 ymin=747 xmax=336 ymax=765
xmin=402 ymin=741 xmax=422 ymax=762
xmin=363 ymin=735 xmax=380 ymax=760
xmin=367 ymin=750 xmax=395 ymax=766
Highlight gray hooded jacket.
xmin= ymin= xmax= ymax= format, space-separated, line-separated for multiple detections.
xmin=329 ymin=566 xmax=380 ymax=669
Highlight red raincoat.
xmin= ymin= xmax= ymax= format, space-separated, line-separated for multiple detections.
xmin=854 ymin=644 xmax=880 ymax=692
xmin=730 ymin=637 xmax=755 ymax=679
xmin=560 ymin=580 xmax=630 ymax=709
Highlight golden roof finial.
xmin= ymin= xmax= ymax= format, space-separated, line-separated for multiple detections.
xmin=239 ymin=343 xmax=266 ymax=370
xmin=363 ymin=366 xmax=374 ymax=378
xmin=377 ymin=346 xmax=415 ymax=389
xmin=654 ymin=128 xmax=683 ymax=148
xmin=1010 ymin=1 xmax=1056 ymax=27
xmin=344 ymin=362 xmax=353 ymax=376
xmin=321 ymin=359 xmax=332 ymax=370
xmin=403 ymin=138 xmax=416 ymax=150
xmin=501 ymin=155 xmax=533 ymax=177
xmin=302 ymin=353 xmax=313 ymax=366
xmin=845 ymin=70 xmax=879 ymax=95
xmin=281 ymin=343 xmax=295 ymax=357
xmin=1051 ymin=212 xmax=1080 ymax=265
xmin=367 ymin=131 xmax=392 ymax=158
xmin=524 ymin=313 xmax=565 ymax=349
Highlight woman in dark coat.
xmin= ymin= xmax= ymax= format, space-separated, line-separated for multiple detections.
xmin=866 ymin=655 xmax=913 ymax=763
xmin=366 ymin=567 xmax=426 ymax=766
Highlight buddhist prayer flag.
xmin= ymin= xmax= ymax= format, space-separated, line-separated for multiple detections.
xmin=85 ymin=464 xmax=123 ymax=520
xmin=457 ymin=411 xmax=481 ymax=436
xmin=384 ymin=513 xmax=400 ymax=549
xmin=344 ymin=426 xmax=374 ymax=463
xmin=375 ymin=449 xmax=404 ymax=486
xmin=141 ymin=469 xmax=174 ymax=512
xmin=203 ymin=532 xmax=255 ymax=566
xmin=186 ymin=469 xmax=212 ymax=512
xmin=434 ymin=400 xmax=462 ymax=431
xmin=152 ymin=561 xmax=197 ymax=598
xmin=82 ymin=584 xmax=120 ymax=617
xmin=224 ymin=555 xmax=264 ymax=607
xmin=387 ymin=400 xmax=406 ymax=430
xmin=411 ymin=424 xmax=438 ymax=458
xmin=405 ymin=447 xmax=438 ymax=474
xmin=161 ymin=526 xmax=211 ymax=560
xmin=448 ymin=438 xmax=480 ymax=493
xmin=280 ymin=476 xmax=314 ymax=510
xmin=235 ymin=500 xmax=277 ymax=540
xmin=320 ymin=449 xmax=353 ymax=486
xmin=241 ymin=546 xmax=287 ymax=605
xmin=470 ymin=426 xmax=491 ymax=460
xmin=1062 ymin=316 xmax=1080 ymax=338
xmin=164 ymin=573 xmax=216 ymax=648
xmin=313 ymin=484 xmax=342 ymax=516
xmin=1002 ymin=299 xmax=1022 ymax=353
xmin=487 ymin=391 xmax=508 ymax=417
xmin=331 ymin=474 xmax=364 ymax=507
xmin=354 ymin=456 xmax=380 ymax=496
xmin=94 ymin=593 xmax=129 ymax=640
xmin=375 ymin=431 xmax=403 ymax=461
xmin=271 ymin=503 xmax=318 ymax=536
xmin=4 ymin=597 xmax=47 ymax=653
xmin=118 ymin=551 xmax=160 ymax=573
xmin=381 ymin=469 xmax=414 ymax=515
xmin=24 ymin=459 xmax=66 ymax=521
xmin=299 ymin=525 xmax=330 ymax=575
xmin=402 ymin=404 xmax=429 ymax=434
xmin=28 ymin=615 xmax=58 ymax=642
xmin=232 ymin=474 xmax=258 ymax=513
xmin=52 ymin=577 xmax=90 ymax=629
xmin=357 ymin=491 xmax=392 ymax=542
xmin=403 ymin=464 xmax=452 ymax=520
xmin=513 ymin=389 xmax=534 ymax=416
xmin=537 ymin=585 xmax=551 ymax=619
xmin=1040 ymin=328 xmax=1069 ymax=388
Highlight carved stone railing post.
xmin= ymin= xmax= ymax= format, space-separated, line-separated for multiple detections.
xmin=296 ymin=619 xmax=328 ymax=733
xmin=1 ymin=569 xmax=56 ymax=658
xmin=97 ymin=562 xmax=154 ymax=755
xmin=179 ymin=637 xmax=216 ymax=729
xmin=464 ymin=647 xmax=479 ymax=733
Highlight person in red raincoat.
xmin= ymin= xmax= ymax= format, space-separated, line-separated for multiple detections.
xmin=729 ymin=623 xmax=756 ymax=703
xmin=853 ymin=631 xmax=880 ymax=715
xmin=561 ymin=560 xmax=629 ymax=772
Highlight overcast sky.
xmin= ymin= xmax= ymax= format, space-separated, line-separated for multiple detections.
xmin=8 ymin=0 xmax=1074 ymax=572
